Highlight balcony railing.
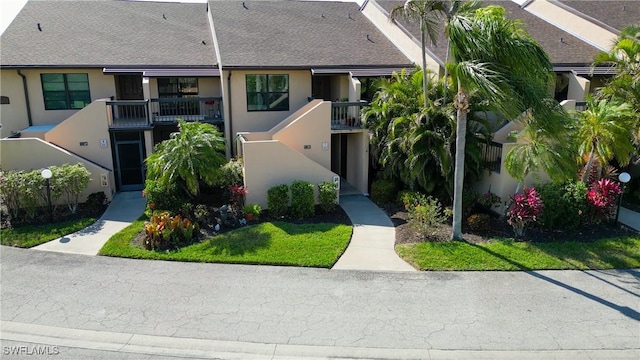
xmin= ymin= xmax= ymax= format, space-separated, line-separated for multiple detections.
xmin=480 ymin=140 xmax=503 ymax=173
xmin=331 ymin=101 xmax=368 ymax=129
xmin=150 ymin=97 xmax=223 ymax=124
xmin=107 ymin=100 xmax=150 ymax=128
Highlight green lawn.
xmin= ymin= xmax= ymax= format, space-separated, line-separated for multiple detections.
xmin=0 ymin=218 xmax=98 ymax=248
xmin=396 ymin=237 xmax=640 ymax=271
xmin=99 ymin=220 xmax=352 ymax=268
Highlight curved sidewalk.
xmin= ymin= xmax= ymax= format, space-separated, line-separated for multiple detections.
xmin=333 ymin=194 xmax=415 ymax=271
xmin=33 ymin=191 xmax=145 ymax=255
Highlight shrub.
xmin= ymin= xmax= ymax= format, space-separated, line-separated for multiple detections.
xmin=467 ymin=213 xmax=492 ymax=233
xmin=290 ymin=180 xmax=315 ymax=219
xmin=586 ymin=178 xmax=622 ymax=223
xmin=537 ymin=182 xmax=588 ymax=230
xmin=478 ymin=191 xmax=501 ymax=209
xmin=217 ymin=158 xmax=244 ymax=188
xmin=370 ymin=179 xmax=397 ymax=204
xmin=194 ymin=204 xmax=210 ymax=226
xmin=407 ymin=195 xmax=446 ymax=237
xmin=0 ymin=170 xmax=23 ymax=218
xmin=397 ymin=190 xmax=425 ymax=210
xmin=462 ymin=190 xmax=480 ymax=219
xmin=143 ymin=179 xmax=185 ymax=214
xmin=143 ymin=212 xmax=198 ymax=250
xmin=58 ymin=163 xmax=91 ymax=214
xmin=242 ymin=203 xmax=262 ymax=218
xmin=84 ymin=192 xmax=107 ymax=214
xmin=267 ymin=184 xmax=289 ymax=218
xmin=507 ymin=187 xmax=543 ymax=237
xmin=318 ymin=181 xmax=338 ymax=213
xmin=229 ymin=185 xmax=247 ymax=212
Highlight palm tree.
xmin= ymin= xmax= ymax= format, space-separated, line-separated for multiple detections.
xmin=446 ymin=5 xmax=557 ymax=240
xmin=389 ymin=0 xmax=444 ymax=108
xmin=146 ymin=120 xmax=226 ymax=197
xmin=573 ymin=97 xmax=635 ymax=183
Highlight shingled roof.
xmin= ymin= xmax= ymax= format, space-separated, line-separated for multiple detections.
xmin=376 ymin=0 xmax=601 ymax=66
xmin=209 ymin=0 xmax=413 ymax=69
xmin=0 ymin=0 xmax=217 ymax=68
xmin=556 ymin=0 xmax=639 ymax=32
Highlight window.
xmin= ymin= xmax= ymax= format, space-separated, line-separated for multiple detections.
xmin=246 ymin=74 xmax=289 ymax=111
xmin=157 ymin=77 xmax=198 ymax=98
xmin=41 ymin=73 xmax=91 ymax=110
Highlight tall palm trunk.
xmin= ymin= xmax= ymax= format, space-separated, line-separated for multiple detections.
xmin=581 ymin=147 xmax=596 ymax=183
xmin=452 ymin=85 xmax=469 ymax=241
xmin=442 ymin=41 xmax=450 ymax=104
xmin=421 ymin=18 xmax=428 ymax=108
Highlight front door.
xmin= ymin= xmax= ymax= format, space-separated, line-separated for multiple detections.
xmin=116 ymin=75 xmax=143 ymax=100
xmin=112 ymin=132 xmax=145 ymax=191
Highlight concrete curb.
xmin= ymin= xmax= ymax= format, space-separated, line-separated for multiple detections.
xmin=2 ymin=321 xmax=637 ymax=360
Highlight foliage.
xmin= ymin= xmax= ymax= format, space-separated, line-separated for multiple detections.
xmin=407 ymin=194 xmax=446 ymax=237
xmin=143 ymin=179 xmax=184 ymax=215
xmin=586 ymin=179 xmax=622 ymax=223
xmin=290 ymin=180 xmax=315 ymax=219
xmin=229 ymin=185 xmax=247 ymax=212
xmin=397 ymin=190 xmax=424 ymax=210
xmin=477 ymin=191 xmax=501 ymax=208
xmin=217 ymin=158 xmax=244 ymax=188
xmin=0 ymin=170 xmax=22 ymax=218
xmin=317 ymin=181 xmax=338 ymax=213
xmin=59 ymin=163 xmax=91 ymax=214
xmin=466 ymin=213 xmax=491 ymax=233
xmin=85 ymin=192 xmax=107 ymax=213
xmin=193 ymin=204 xmax=210 ymax=226
xmin=143 ymin=212 xmax=198 ymax=251
xmin=0 ymin=217 xmax=97 ymax=248
xmin=370 ymin=178 xmax=397 ymax=204
xmin=537 ymin=182 xmax=588 ymax=230
xmin=146 ymin=120 xmax=226 ymax=198
xmin=461 ymin=189 xmax=480 ymax=220
xmin=506 ymin=188 xmax=543 ymax=237
xmin=100 ymin=220 xmax=352 ymax=268
xmin=242 ymin=203 xmax=262 ymax=218
xmin=267 ymin=184 xmax=290 ymax=218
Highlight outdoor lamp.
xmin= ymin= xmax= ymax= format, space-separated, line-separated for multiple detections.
xmin=41 ymin=168 xmax=53 ymax=223
xmin=615 ymin=172 xmax=631 ymax=224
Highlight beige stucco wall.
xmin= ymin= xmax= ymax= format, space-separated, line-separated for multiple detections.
xmin=0 ymin=138 xmax=115 ymax=203
xmin=361 ymin=0 xmax=438 ymax=73
xmin=18 ymin=68 xmax=116 ymax=126
xmin=567 ymin=72 xmax=590 ymax=102
xmin=225 ymin=69 xmax=312 ymax=136
xmin=524 ymin=0 xmax=617 ymax=51
xmin=241 ymin=139 xmax=337 ymax=208
xmin=345 ymin=131 xmax=369 ymax=193
xmin=44 ymin=99 xmax=114 ymax=173
xmin=0 ymin=69 xmax=30 ymax=137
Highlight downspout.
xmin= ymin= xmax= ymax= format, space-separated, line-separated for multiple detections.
xmin=227 ymin=70 xmax=233 ymax=156
xmin=16 ymin=69 xmax=33 ymax=126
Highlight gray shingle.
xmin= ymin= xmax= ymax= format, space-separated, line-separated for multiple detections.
xmin=557 ymin=0 xmax=639 ymax=32
xmin=376 ymin=0 xmax=601 ymax=66
xmin=209 ymin=0 xmax=413 ymax=68
xmin=0 ymin=0 xmax=217 ymax=67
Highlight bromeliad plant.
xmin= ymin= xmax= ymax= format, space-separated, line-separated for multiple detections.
xmin=586 ymin=178 xmax=622 ymax=223
xmin=143 ymin=211 xmax=198 ymax=251
xmin=506 ymin=187 xmax=543 ymax=237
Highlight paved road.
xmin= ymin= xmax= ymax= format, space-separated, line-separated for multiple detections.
xmin=1 ymin=247 xmax=638 ymax=359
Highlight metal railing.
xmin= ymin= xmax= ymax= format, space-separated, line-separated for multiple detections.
xmin=106 ymin=100 xmax=150 ymax=127
xmin=331 ymin=101 xmax=367 ymax=129
xmin=480 ymin=140 xmax=503 ymax=173
xmin=150 ymin=97 xmax=223 ymax=124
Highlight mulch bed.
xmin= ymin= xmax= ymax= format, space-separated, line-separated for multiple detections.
xmin=380 ymin=203 xmax=639 ymax=245
xmin=1 ymin=203 xmax=109 ymax=230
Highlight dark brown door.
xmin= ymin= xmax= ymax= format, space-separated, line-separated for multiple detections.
xmin=116 ymin=75 xmax=143 ymax=100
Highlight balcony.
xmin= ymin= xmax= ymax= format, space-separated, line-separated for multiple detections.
xmin=331 ymin=101 xmax=368 ymax=131
xmin=107 ymin=97 xmax=224 ymax=129
xmin=479 ymin=140 xmax=503 ymax=173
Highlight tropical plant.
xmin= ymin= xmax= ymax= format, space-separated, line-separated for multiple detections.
xmin=242 ymin=203 xmax=262 ymax=218
xmin=217 ymin=158 xmax=244 ymax=188
xmin=537 ymin=181 xmax=588 ymax=230
xmin=146 ymin=120 xmax=226 ymax=198
xmin=506 ymin=187 xmax=543 ymax=237
xmin=143 ymin=211 xmax=197 ymax=251
xmin=586 ymin=178 xmax=622 ymax=223
xmin=389 ymin=0 xmax=444 ymax=108
xmin=572 ymin=97 xmax=635 ymax=183
xmin=446 ymin=5 xmax=562 ymax=240
xmin=407 ymin=194 xmax=446 ymax=237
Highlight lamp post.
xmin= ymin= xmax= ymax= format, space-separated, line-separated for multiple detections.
xmin=615 ymin=172 xmax=631 ymax=224
xmin=41 ymin=168 xmax=53 ymax=223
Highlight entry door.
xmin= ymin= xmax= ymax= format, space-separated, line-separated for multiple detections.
xmin=116 ymin=75 xmax=143 ymax=100
xmin=114 ymin=140 xmax=145 ymax=191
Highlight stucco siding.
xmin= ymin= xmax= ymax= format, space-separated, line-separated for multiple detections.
xmin=0 ymin=69 xmax=30 ymax=137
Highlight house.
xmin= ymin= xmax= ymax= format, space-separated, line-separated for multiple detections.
xmin=0 ymin=0 xmax=415 ymax=207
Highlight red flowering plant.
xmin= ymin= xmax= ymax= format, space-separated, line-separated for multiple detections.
xmin=229 ymin=185 xmax=247 ymax=212
xmin=586 ymin=179 xmax=622 ymax=223
xmin=506 ymin=187 xmax=543 ymax=237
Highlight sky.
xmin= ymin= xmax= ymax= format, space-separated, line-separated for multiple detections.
xmin=0 ymin=0 xmax=363 ymax=36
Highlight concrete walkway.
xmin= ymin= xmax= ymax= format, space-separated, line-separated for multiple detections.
xmin=33 ymin=191 xmax=145 ymax=255
xmin=333 ymin=195 xmax=416 ymax=271
xmin=619 ymin=207 xmax=640 ymax=231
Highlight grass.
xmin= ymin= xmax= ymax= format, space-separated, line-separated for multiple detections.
xmin=396 ymin=237 xmax=640 ymax=271
xmin=0 ymin=218 xmax=98 ymax=248
xmin=99 ymin=220 xmax=352 ymax=268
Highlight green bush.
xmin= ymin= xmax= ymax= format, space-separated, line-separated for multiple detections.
xmin=143 ymin=179 xmax=186 ymax=215
xmin=318 ymin=181 xmax=338 ymax=213
xmin=290 ymin=180 xmax=315 ymax=219
xmin=462 ymin=190 xmax=480 ymax=219
xmin=267 ymin=184 xmax=290 ymax=218
xmin=397 ymin=190 xmax=425 ymax=210
xmin=467 ymin=213 xmax=492 ymax=232
xmin=217 ymin=158 xmax=244 ymax=188
xmin=242 ymin=203 xmax=262 ymax=218
xmin=370 ymin=179 xmax=397 ymax=204
xmin=0 ymin=170 xmax=23 ymax=218
xmin=537 ymin=181 xmax=588 ymax=230
xmin=407 ymin=195 xmax=446 ymax=237
xmin=84 ymin=192 xmax=107 ymax=214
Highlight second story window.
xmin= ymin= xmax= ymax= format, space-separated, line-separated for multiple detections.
xmin=246 ymin=74 xmax=289 ymax=111
xmin=41 ymin=73 xmax=91 ymax=110
xmin=158 ymin=77 xmax=198 ymax=98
